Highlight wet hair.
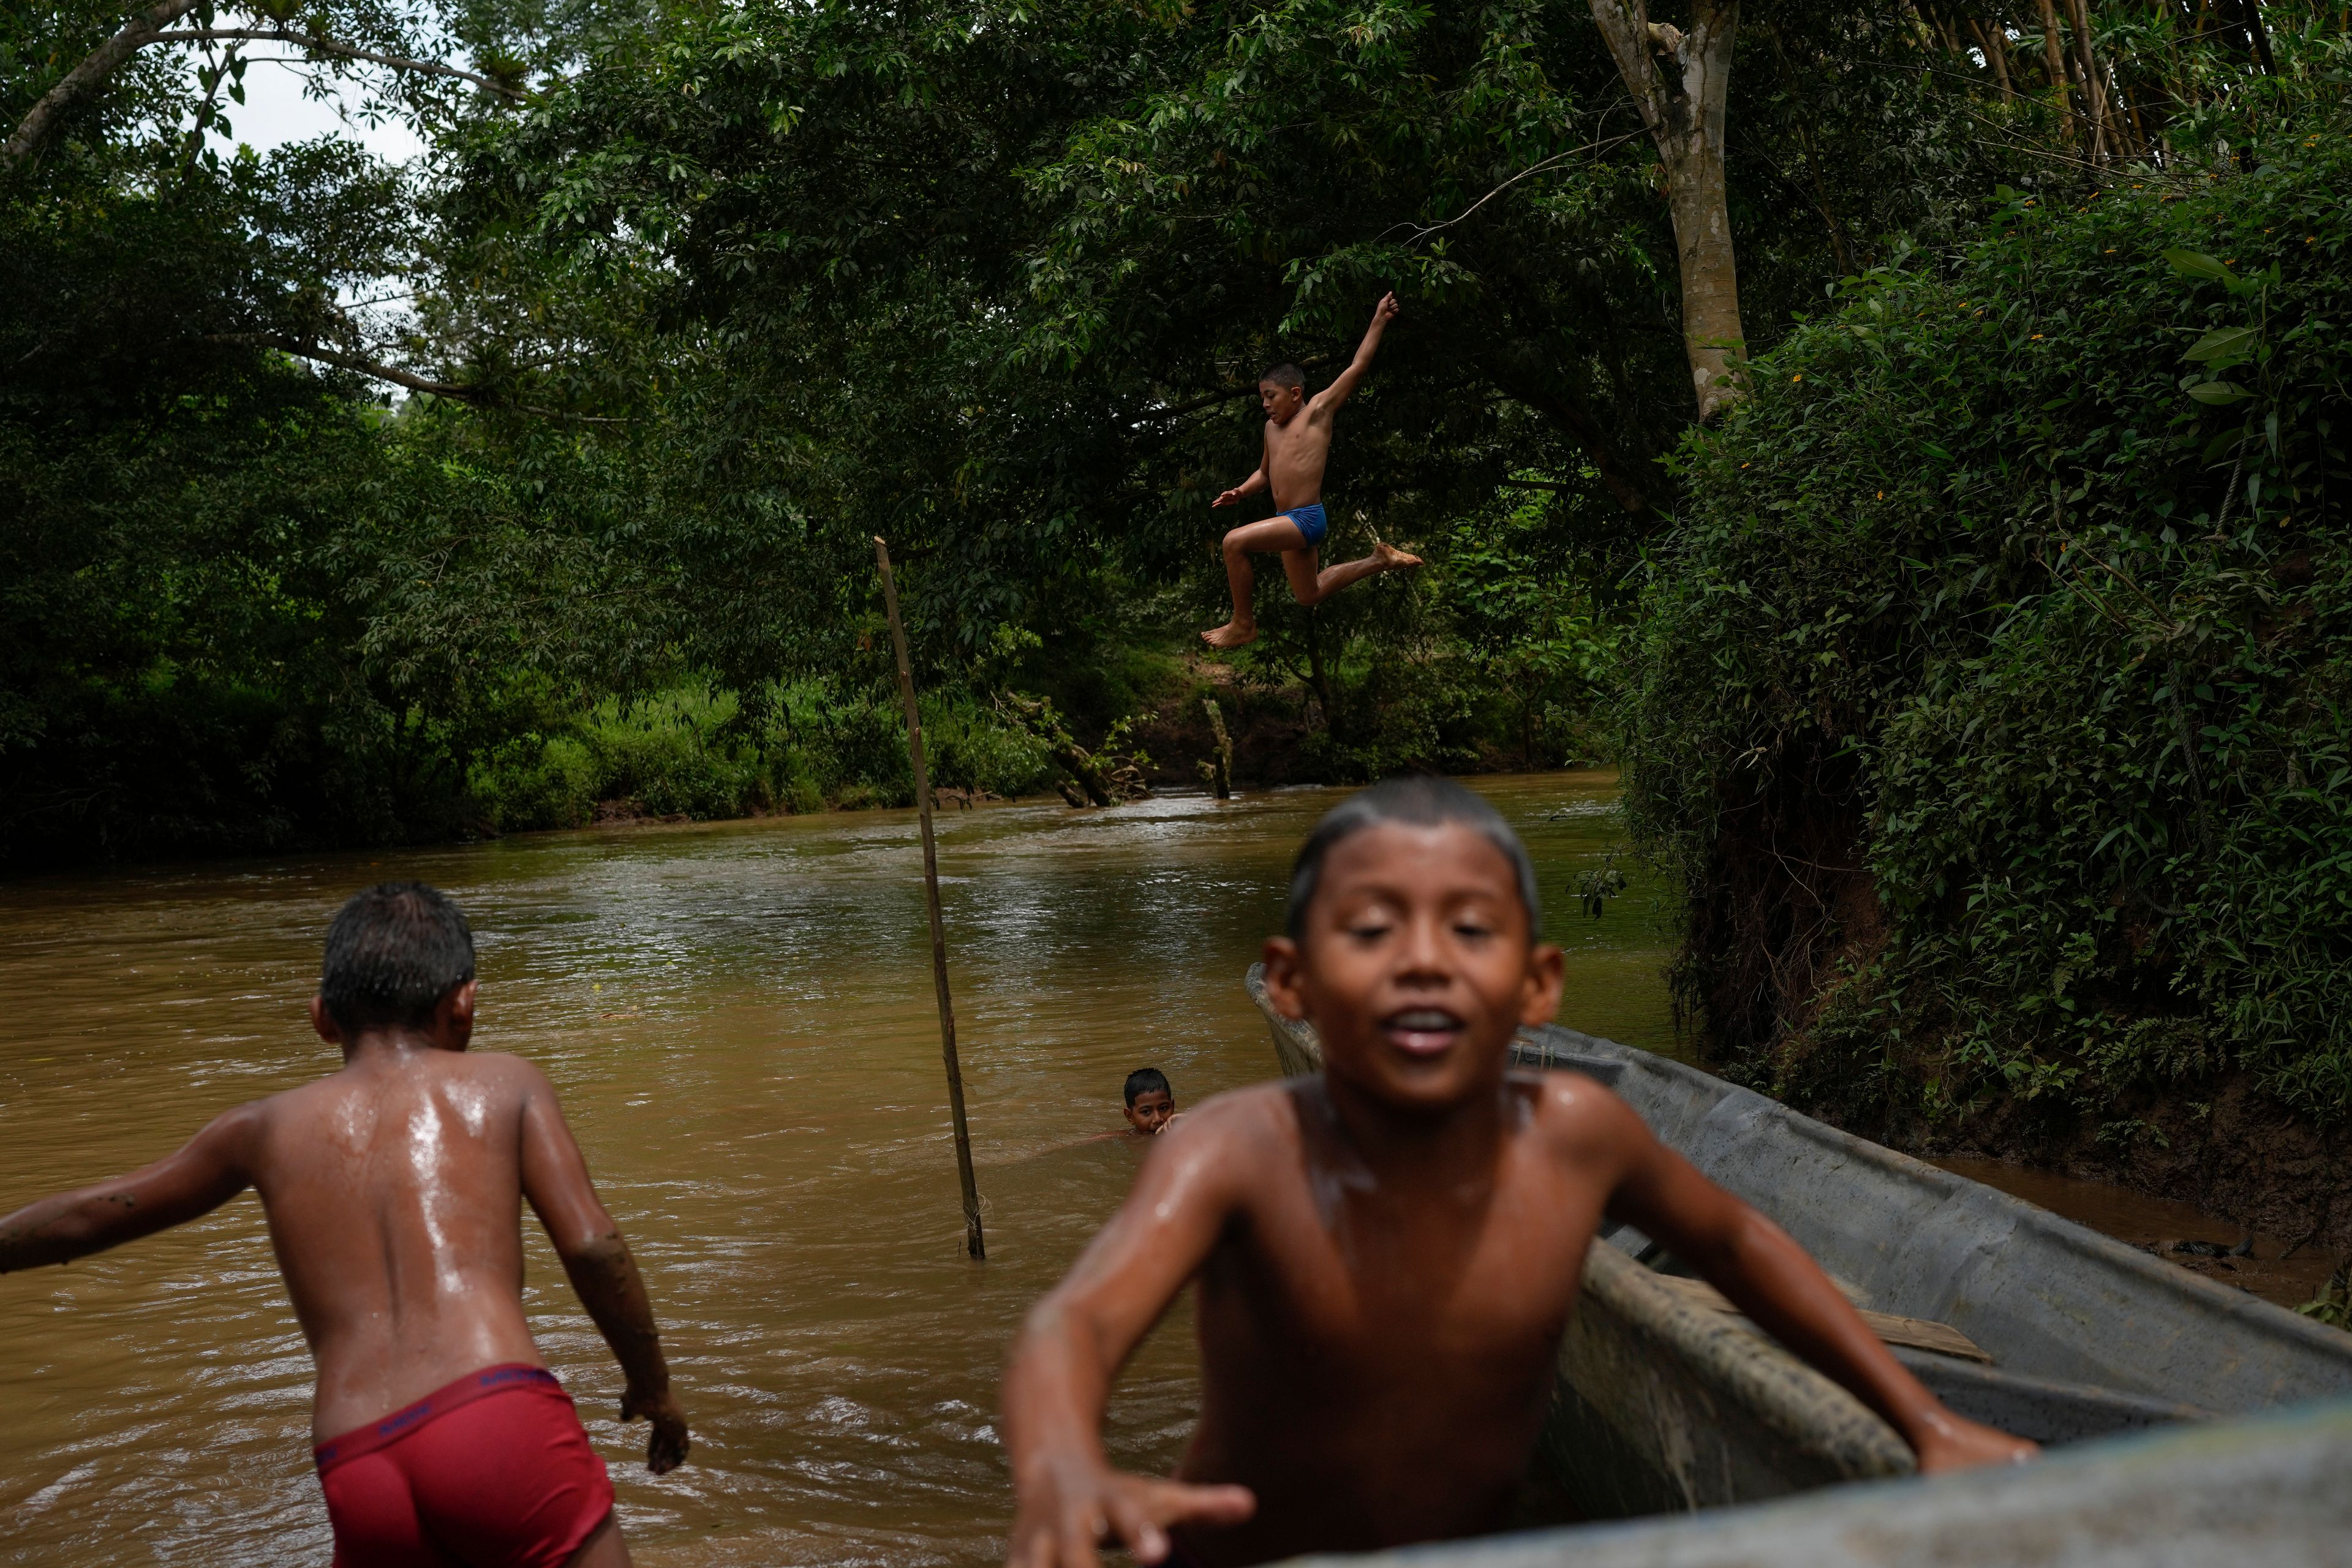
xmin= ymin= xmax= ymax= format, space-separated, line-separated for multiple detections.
xmin=1260 ymin=362 xmax=1305 ymax=391
xmin=1123 ymin=1066 xmax=1172 ymax=1107
xmin=319 ymin=881 xmax=477 ymax=1035
xmin=1286 ymin=776 xmax=1540 ymax=942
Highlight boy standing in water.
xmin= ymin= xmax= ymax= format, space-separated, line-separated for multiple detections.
xmin=1002 ymin=779 xmax=2033 ymax=1568
xmin=0 ymin=883 xmax=688 ymax=1567
xmin=1202 ymin=293 xmax=1423 ymax=649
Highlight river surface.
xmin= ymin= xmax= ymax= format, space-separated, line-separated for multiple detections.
xmin=0 ymin=772 xmax=1678 ymax=1567
xmin=4 ymin=771 xmax=2331 ymax=1566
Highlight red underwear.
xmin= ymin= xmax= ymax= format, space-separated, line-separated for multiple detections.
xmin=314 ymin=1363 xmax=615 ymax=1568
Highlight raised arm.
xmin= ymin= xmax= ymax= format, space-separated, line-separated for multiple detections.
xmin=1003 ymin=1111 xmax=1258 ymax=1568
xmin=1594 ymin=1093 xmax=2035 ymax=1474
xmin=0 ymin=1104 xmax=260 ymax=1273
xmin=518 ymin=1070 xmax=689 ymax=1474
xmin=1313 ymin=291 xmax=1401 ymax=412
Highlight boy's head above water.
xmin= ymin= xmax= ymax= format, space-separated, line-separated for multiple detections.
xmin=1265 ymin=777 xmax=1563 ymax=1112
xmin=312 ymin=881 xmax=478 ymax=1050
xmin=1122 ymin=1068 xmax=1176 ymax=1135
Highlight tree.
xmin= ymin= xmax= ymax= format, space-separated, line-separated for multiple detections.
xmin=1588 ymin=1 xmax=1747 ymax=420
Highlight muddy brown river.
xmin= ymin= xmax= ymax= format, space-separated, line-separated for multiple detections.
xmin=0 ymin=774 xmax=1674 ymax=1566
xmin=1 ymin=771 xmax=2324 ymax=1566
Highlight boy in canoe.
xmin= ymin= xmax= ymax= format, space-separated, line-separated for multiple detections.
xmin=0 ymin=882 xmax=688 ymax=1567
xmin=1001 ymin=778 xmax=2033 ymax=1568
xmin=1201 ymin=293 xmax=1422 ymax=649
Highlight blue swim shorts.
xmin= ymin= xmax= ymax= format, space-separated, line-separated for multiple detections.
xmin=1281 ymin=503 xmax=1329 ymax=548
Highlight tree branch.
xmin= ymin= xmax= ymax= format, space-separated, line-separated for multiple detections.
xmin=4 ymin=0 xmax=206 ymax=169
xmin=215 ymin=333 xmax=633 ymax=421
xmin=216 ymin=331 xmax=478 ymax=396
xmin=152 ymin=29 xmax=526 ymax=99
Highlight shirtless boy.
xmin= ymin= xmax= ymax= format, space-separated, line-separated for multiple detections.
xmin=1002 ymin=778 xmax=2034 ymax=1568
xmin=0 ymin=882 xmax=688 ymax=1567
xmin=1120 ymin=1068 xmax=1177 ymax=1137
xmin=1202 ymin=293 xmax=1423 ymax=649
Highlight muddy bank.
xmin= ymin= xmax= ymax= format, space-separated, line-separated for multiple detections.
xmin=1782 ymin=1071 xmax=2352 ymax=1283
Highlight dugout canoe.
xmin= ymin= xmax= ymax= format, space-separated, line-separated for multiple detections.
xmin=1245 ymin=964 xmax=2352 ymax=1521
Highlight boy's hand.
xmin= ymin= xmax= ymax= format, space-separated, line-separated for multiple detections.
xmin=622 ymin=1382 xmax=692 ymax=1474
xmin=1009 ymin=1458 xmax=1254 ymax=1568
xmin=1212 ymin=486 xmax=1248 ymax=508
xmin=1370 ymin=290 xmax=1400 ymax=326
xmin=1909 ymin=1410 xmax=2038 ymax=1474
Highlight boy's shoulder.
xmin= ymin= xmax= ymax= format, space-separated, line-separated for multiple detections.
xmin=264 ymin=1049 xmax=556 ymax=1119
xmin=1139 ymin=1080 xmax=1305 ymax=1169
xmin=1161 ymin=1079 xmax=1301 ymax=1138
xmin=1511 ymin=1066 xmax=1652 ymax=1167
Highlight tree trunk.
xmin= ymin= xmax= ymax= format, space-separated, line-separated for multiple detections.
xmin=1970 ymin=18 xmax=2016 ymax=100
xmin=4 ymin=0 xmax=205 ymax=168
xmin=2032 ymin=0 xmax=2080 ymax=148
xmin=2064 ymin=0 xmax=2114 ymax=162
xmin=1201 ymin=699 xmax=1233 ymax=800
xmin=1589 ymin=0 xmax=1747 ymax=421
xmin=2241 ymin=0 xmax=2277 ymax=76
xmin=1303 ymin=610 xmax=1339 ymax=741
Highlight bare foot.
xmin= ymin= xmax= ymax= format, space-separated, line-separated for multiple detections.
xmin=1373 ymin=541 xmax=1423 ymax=571
xmin=1201 ymin=620 xmax=1259 ymax=649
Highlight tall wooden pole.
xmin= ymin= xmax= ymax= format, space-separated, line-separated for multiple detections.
xmin=875 ymin=536 xmax=985 ymax=1261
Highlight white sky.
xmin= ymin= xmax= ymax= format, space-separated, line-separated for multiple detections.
xmin=210 ymin=56 xmax=428 ymax=165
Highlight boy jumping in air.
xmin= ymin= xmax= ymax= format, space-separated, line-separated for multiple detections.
xmin=1002 ymin=778 xmax=2034 ymax=1568
xmin=0 ymin=883 xmax=688 ymax=1567
xmin=1202 ymin=293 xmax=1423 ymax=649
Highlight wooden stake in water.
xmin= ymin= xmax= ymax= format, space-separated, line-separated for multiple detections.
xmin=874 ymin=537 xmax=986 ymax=1260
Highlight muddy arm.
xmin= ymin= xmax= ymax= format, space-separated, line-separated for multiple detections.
xmin=1003 ymin=1114 xmax=1256 ymax=1568
xmin=1602 ymin=1105 xmax=2035 ymax=1473
xmin=519 ymin=1072 xmax=688 ymax=1472
xmin=0 ymin=1106 xmax=258 ymax=1273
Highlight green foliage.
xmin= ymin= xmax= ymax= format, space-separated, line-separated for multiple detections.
xmin=2302 ymin=1262 xmax=2352 ymax=1330
xmin=1626 ymin=110 xmax=2352 ymax=1120
xmin=468 ymin=679 xmax=1058 ymax=833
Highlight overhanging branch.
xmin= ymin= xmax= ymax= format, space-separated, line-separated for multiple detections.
xmin=151 ymin=29 xmax=526 ymax=99
xmin=4 ymin=0 xmax=205 ymax=169
xmin=217 ymin=331 xmax=477 ymax=397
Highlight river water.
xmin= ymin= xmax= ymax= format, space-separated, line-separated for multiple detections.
xmin=0 ymin=772 xmax=1676 ymax=1567
xmin=4 ymin=771 xmax=2331 ymax=1566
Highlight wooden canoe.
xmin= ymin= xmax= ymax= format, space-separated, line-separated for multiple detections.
xmin=1245 ymin=965 xmax=2352 ymax=1520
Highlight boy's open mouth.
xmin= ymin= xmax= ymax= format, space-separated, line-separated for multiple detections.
xmin=1381 ymin=1007 xmax=1465 ymax=1057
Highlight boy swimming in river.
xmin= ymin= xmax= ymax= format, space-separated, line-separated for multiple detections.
xmin=1121 ymin=1068 xmax=1178 ymax=1137
xmin=1001 ymin=778 xmax=2034 ymax=1568
xmin=0 ymin=882 xmax=688 ymax=1567
xmin=1201 ymin=293 xmax=1422 ymax=649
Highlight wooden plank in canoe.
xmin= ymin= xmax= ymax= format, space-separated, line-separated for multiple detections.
xmin=1647 ymin=1272 xmax=1993 ymax=1364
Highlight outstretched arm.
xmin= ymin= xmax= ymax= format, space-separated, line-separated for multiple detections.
xmin=0 ymin=1105 xmax=260 ymax=1273
xmin=1004 ymin=1113 xmax=1258 ymax=1568
xmin=519 ymin=1072 xmax=689 ymax=1474
xmin=1597 ymin=1095 xmax=2036 ymax=1474
xmin=1313 ymin=292 xmax=1401 ymax=412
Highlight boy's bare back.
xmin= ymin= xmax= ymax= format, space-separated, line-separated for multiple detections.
xmin=236 ymin=1045 xmax=605 ymax=1438
xmin=2 ymin=884 xmax=685 ymax=1566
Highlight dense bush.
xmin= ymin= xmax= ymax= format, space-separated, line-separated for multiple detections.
xmin=1626 ymin=113 xmax=2352 ymax=1125
xmin=467 ymin=679 xmax=1061 ymax=832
